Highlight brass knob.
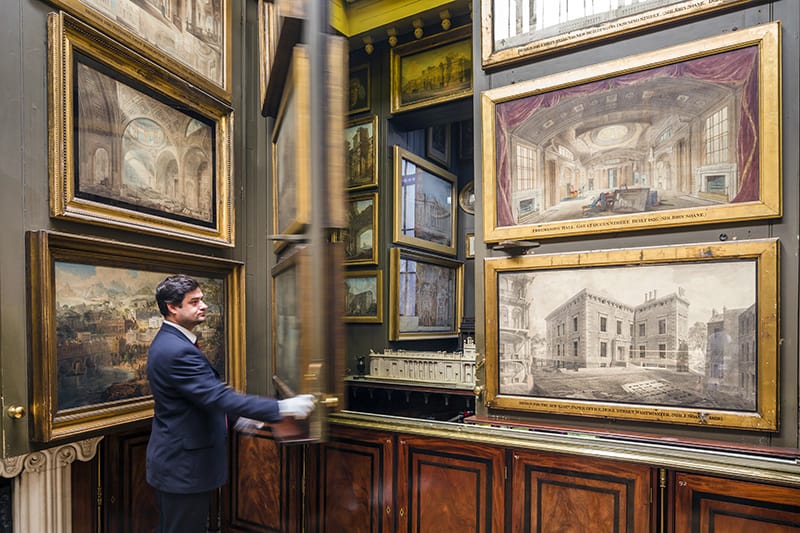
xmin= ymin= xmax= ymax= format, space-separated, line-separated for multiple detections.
xmin=473 ymin=385 xmax=485 ymax=399
xmin=319 ymin=396 xmax=339 ymax=408
xmin=6 ymin=405 xmax=26 ymax=419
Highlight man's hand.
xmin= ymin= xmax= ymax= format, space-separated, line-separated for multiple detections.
xmin=278 ymin=394 xmax=316 ymax=419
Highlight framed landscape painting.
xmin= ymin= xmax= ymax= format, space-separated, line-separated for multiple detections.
xmin=48 ymin=0 xmax=231 ymax=101
xmin=393 ymin=146 xmax=457 ymax=256
xmin=389 ymin=248 xmax=463 ymax=341
xmin=49 ymin=12 xmax=234 ymax=247
xmin=482 ymin=22 xmax=781 ymax=242
xmin=27 ymin=231 xmax=244 ymax=442
xmin=481 ymin=0 xmax=759 ymax=69
xmin=391 ymin=25 xmax=472 ymax=114
xmin=483 ymin=239 xmax=779 ymax=430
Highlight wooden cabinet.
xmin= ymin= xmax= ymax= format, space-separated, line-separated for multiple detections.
xmin=673 ymin=472 xmax=800 ymax=532
xmin=396 ymin=436 xmax=506 ymax=532
xmin=314 ymin=426 xmax=394 ymax=532
xmin=510 ymin=449 xmax=653 ymax=533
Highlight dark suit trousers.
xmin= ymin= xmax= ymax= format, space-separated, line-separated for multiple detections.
xmin=156 ymin=489 xmax=212 ymax=533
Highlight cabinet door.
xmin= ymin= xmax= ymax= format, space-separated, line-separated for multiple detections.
xmin=397 ymin=436 xmax=505 ymax=532
xmin=674 ymin=472 xmax=800 ymax=532
xmin=317 ymin=426 xmax=395 ymax=532
xmin=266 ymin=6 xmax=347 ymax=444
xmin=510 ymin=449 xmax=653 ymax=533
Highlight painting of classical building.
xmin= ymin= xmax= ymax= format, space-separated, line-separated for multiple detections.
xmin=496 ymin=260 xmax=757 ymax=409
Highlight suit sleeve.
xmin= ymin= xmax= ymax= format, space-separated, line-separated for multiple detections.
xmin=168 ymin=347 xmax=282 ymax=423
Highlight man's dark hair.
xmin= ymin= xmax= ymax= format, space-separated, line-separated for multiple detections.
xmin=155 ymin=274 xmax=199 ymax=317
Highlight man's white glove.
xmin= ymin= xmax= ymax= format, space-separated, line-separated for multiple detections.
xmin=278 ymin=394 xmax=316 ymax=419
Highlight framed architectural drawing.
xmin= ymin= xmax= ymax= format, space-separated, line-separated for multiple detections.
xmin=389 ymin=248 xmax=463 ymax=341
xmin=348 ymin=63 xmax=371 ymax=115
xmin=390 ymin=25 xmax=473 ymax=114
xmin=345 ymin=115 xmax=379 ymax=191
xmin=27 ymin=230 xmax=245 ymax=442
xmin=481 ymin=0 xmax=759 ymax=69
xmin=345 ymin=192 xmax=379 ymax=265
xmin=272 ymin=45 xmax=311 ymax=251
xmin=48 ymin=12 xmax=234 ymax=247
xmin=465 ymin=232 xmax=475 ymax=259
xmin=344 ymin=270 xmax=383 ymax=323
xmin=482 ymin=22 xmax=781 ymax=242
xmin=393 ymin=146 xmax=457 ymax=256
xmin=48 ymin=0 xmax=231 ymax=101
xmin=483 ymin=239 xmax=779 ymax=431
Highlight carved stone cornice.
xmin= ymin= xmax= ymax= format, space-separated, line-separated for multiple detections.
xmin=0 ymin=437 xmax=102 ymax=479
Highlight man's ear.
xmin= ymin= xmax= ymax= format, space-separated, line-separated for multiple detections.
xmin=165 ymin=302 xmax=180 ymax=317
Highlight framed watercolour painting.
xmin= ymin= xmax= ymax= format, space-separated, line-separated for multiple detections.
xmin=391 ymin=25 xmax=473 ymax=114
xmin=345 ymin=115 xmax=379 ymax=191
xmin=484 ymin=239 xmax=779 ymax=430
xmin=482 ymin=22 xmax=781 ymax=242
xmin=48 ymin=0 xmax=231 ymax=101
xmin=272 ymin=45 xmax=312 ymax=251
xmin=344 ymin=270 xmax=383 ymax=324
xmin=27 ymin=231 xmax=245 ymax=442
xmin=48 ymin=12 xmax=234 ymax=247
xmin=258 ymin=0 xmax=278 ymax=114
xmin=481 ymin=0 xmax=758 ymax=69
xmin=345 ymin=192 xmax=379 ymax=265
xmin=393 ymin=146 xmax=457 ymax=256
xmin=389 ymin=248 xmax=463 ymax=341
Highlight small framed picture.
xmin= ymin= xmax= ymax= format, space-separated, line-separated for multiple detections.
xmin=344 ymin=270 xmax=383 ymax=323
xmin=426 ymin=124 xmax=451 ymax=167
xmin=465 ymin=233 xmax=475 ymax=259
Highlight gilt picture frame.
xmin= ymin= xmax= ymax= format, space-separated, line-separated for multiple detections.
xmin=258 ymin=0 xmax=278 ymax=114
xmin=481 ymin=0 xmax=759 ymax=70
xmin=348 ymin=63 xmax=371 ymax=115
xmin=27 ymin=230 xmax=245 ymax=442
xmin=393 ymin=146 xmax=458 ymax=256
xmin=482 ymin=22 xmax=781 ymax=242
xmin=47 ymin=0 xmax=231 ymax=101
xmin=426 ymin=124 xmax=451 ymax=167
xmin=390 ymin=25 xmax=473 ymax=114
xmin=345 ymin=192 xmax=379 ymax=266
xmin=272 ymin=45 xmax=311 ymax=252
xmin=48 ymin=12 xmax=234 ymax=247
xmin=484 ymin=239 xmax=779 ymax=431
xmin=271 ymin=246 xmax=312 ymax=395
xmin=344 ymin=270 xmax=383 ymax=324
xmin=345 ymin=115 xmax=379 ymax=191
xmin=389 ymin=248 xmax=463 ymax=341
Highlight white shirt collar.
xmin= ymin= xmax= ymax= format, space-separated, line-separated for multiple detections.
xmin=162 ymin=319 xmax=197 ymax=345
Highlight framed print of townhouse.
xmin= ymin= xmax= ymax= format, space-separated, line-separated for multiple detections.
xmin=482 ymin=22 xmax=781 ymax=242
xmin=344 ymin=270 xmax=383 ymax=324
xmin=483 ymin=239 xmax=779 ymax=430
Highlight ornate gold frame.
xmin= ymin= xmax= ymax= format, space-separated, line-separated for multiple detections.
xmin=389 ymin=248 xmax=464 ymax=341
xmin=48 ymin=12 xmax=234 ymax=247
xmin=271 ymin=45 xmax=311 ymax=252
xmin=47 ymin=0 xmax=232 ymax=102
xmin=345 ymin=115 xmax=379 ymax=192
xmin=345 ymin=192 xmax=379 ymax=266
xmin=484 ymin=239 xmax=779 ymax=431
xmin=481 ymin=0 xmax=759 ymax=70
xmin=393 ymin=146 xmax=457 ymax=256
xmin=390 ymin=25 xmax=473 ymax=114
xmin=344 ymin=270 xmax=383 ymax=324
xmin=27 ymin=231 xmax=245 ymax=442
xmin=482 ymin=22 xmax=781 ymax=242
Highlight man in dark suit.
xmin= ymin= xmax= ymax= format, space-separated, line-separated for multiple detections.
xmin=147 ymin=274 xmax=314 ymax=533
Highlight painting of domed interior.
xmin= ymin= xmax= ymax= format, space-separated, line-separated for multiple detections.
xmin=75 ymin=57 xmax=216 ymax=227
xmin=493 ymin=45 xmax=760 ymax=228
